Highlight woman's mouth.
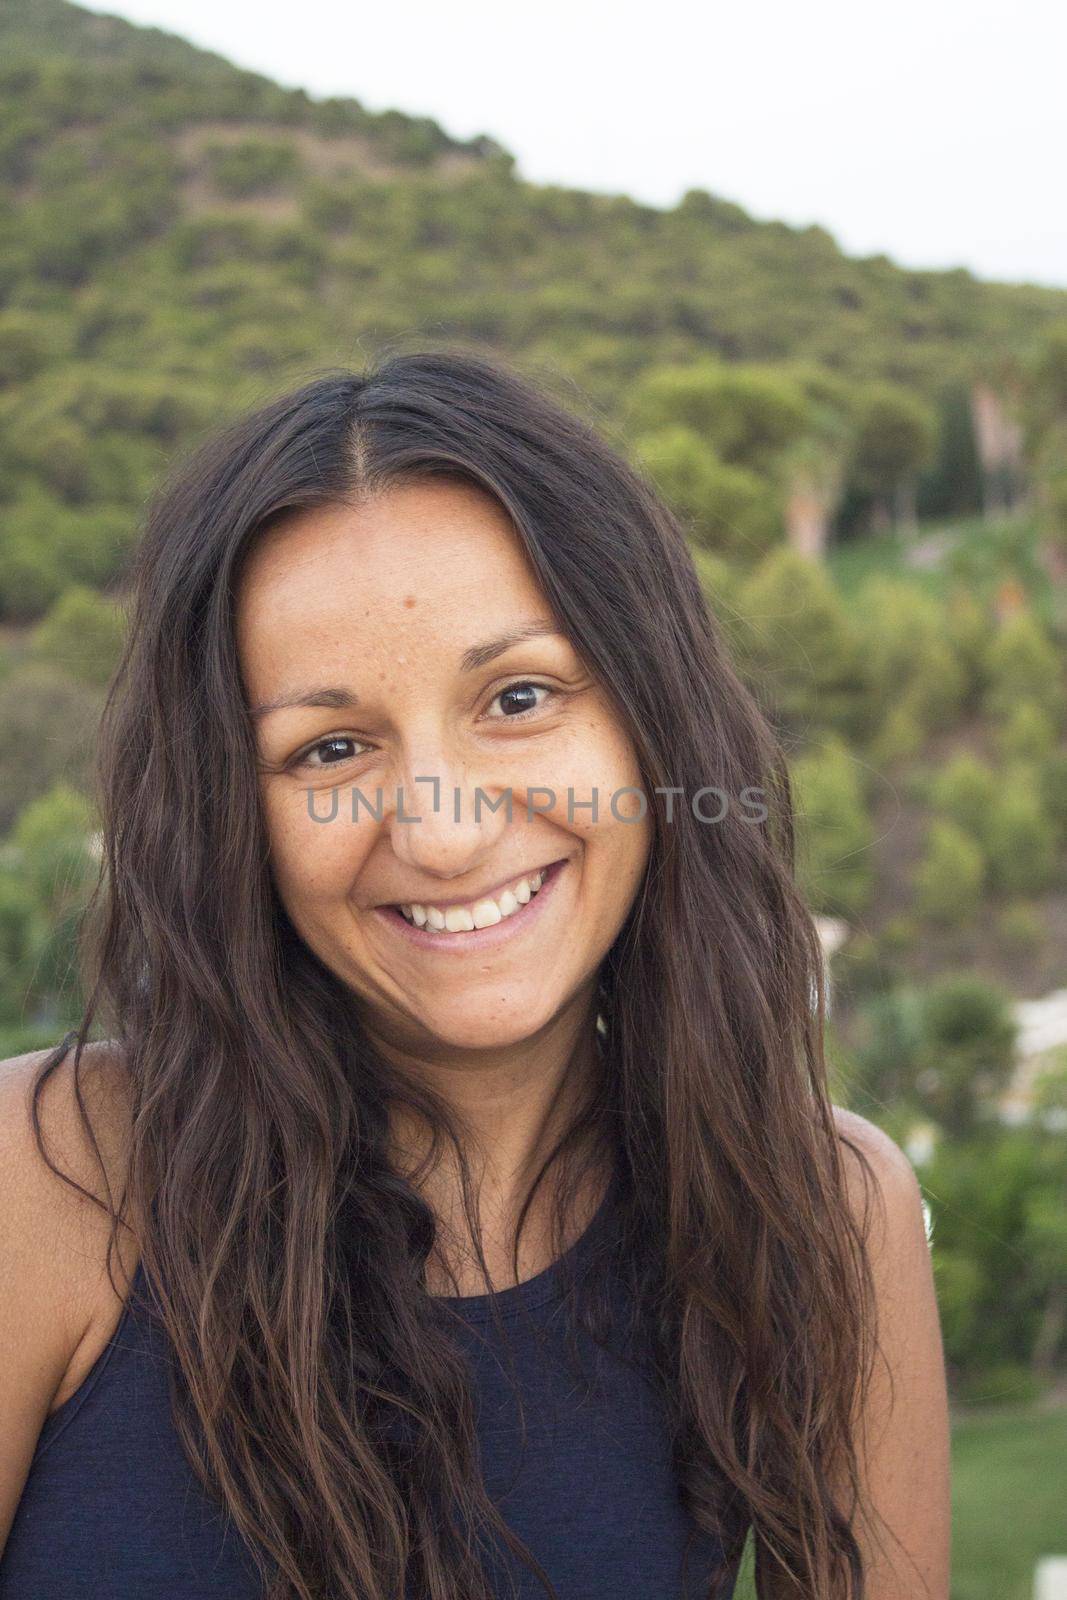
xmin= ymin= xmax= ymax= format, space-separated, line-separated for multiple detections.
xmin=374 ymin=858 xmax=569 ymax=953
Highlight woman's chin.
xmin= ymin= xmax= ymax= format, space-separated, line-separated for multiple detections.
xmin=407 ymin=999 xmax=561 ymax=1055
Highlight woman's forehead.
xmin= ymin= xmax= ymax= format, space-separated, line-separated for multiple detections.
xmin=237 ymin=482 xmax=535 ymax=615
xmin=234 ymin=490 xmax=560 ymax=698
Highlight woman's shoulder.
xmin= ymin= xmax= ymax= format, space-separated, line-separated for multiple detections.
xmin=0 ymin=1038 xmax=141 ymax=1410
xmin=830 ymin=1102 xmax=926 ymax=1269
xmin=830 ymin=1104 xmax=918 ymax=1199
xmin=0 ymin=1036 xmax=136 ymax=1227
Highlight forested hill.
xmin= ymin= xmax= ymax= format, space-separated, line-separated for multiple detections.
xmin=2 ymin=0 xmax=1066 ymax=420
xmin=7 ymin=0 xmax=1067 ymax=614
xmin=0 ymin=0 xmax=508 ymax=169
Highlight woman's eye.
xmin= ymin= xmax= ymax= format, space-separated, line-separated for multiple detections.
xmin=486 ymin=682 xmax=554 ymax=721
xmin=296 ymin=735 xmax=369 ymax=770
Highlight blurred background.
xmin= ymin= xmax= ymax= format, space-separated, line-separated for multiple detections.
xmin=0 ymin=2 xmax=1064 ymax=1594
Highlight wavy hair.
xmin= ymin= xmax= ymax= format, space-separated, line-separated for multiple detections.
xmin=31 ymin=346 xmax=884 ymax=1598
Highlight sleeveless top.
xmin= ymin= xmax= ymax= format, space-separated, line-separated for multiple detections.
xmin=0 ymin=1176 xmax=742 ymax=1600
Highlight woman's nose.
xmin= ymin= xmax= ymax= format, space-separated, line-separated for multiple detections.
xmin=385 ymin=751 xmax=511 ymax=881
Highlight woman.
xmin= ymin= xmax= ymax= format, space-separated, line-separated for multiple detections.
xmin=0 ymin=348 xmax=950 ymax=1599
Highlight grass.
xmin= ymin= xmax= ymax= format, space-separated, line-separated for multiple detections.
xmin=826 ymin=511 xmax=1060 ymax=633
xmin=951 ymin=1402 xmax=1067 ymax=1600
xmin=728 ymin=1400 xmax=1067 ymax=1600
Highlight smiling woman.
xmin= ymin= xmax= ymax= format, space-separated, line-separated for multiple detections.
xmin=0 ymin=348 xmax=949 ymax=1600
xmin=235 ymin=480 xmax=652 ymax=1076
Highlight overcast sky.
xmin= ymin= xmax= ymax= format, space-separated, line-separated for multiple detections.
xmin=81 ymin=0 xmax=1067 ymax=289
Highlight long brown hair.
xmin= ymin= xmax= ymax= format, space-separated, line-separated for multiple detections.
xmin=31 ymin=346 xmax=885 ymax=1598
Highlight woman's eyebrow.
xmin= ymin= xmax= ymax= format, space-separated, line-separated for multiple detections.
xmin=249 ymin=621 xmax=563 ymax=720
xmin=249 ymin=685 xmax=359 ymax=721
xmin=459 ymin=620 xmax=560 ymax=673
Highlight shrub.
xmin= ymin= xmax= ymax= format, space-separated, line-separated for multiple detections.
xmin=867 ymin=693 xmax=926 ymax=766
xmin=9 ymin=780 xmax=98 ymax=912
xmin=854 ymin=577 xmax=967 ymax=737
xmin=829 ymin=929 xmax=886 ymax=999
xmin=983 ymin=610 xmax=1065 ymax=730
xmin=879 ymin=915 xmax=920 ymax=955
xmin=913 ymin=819 xmax=985 ymax=925
xmin=0 ymin=664 xmax=102 ymax=832
xmin=0 ymin=524 xmax=66 ymax=618
xmin=630 ymin=425 xmax=781 ymax=561
xmin=625 ymin=357 xmax=811 ymax=476
xmin=204 ymin=138 xmax=301 ymax=197
xmin=790 ymin=738 xmax=875 ymax=917
xmin=996 ymin=900 xmax=1044 ymax=954
xmin=0 ymin=309 xmax=59 ymax=387
xmin=985 ymin=777 xmax=1059 ymax=897
xmin=0 ymin=491 xmax=135 ymax=619
xmin=994 ymin=700 xmax=1060 ymax=764
xmin=915 ymin=974 xmax=1017 ymax=1135
xmin=1037 ymin=750 xmax=1067 ymax=846
xmin=27 ymin=584 xmax=127 ymax=688
xmin=944 ymin=586 xmax=992 ymax=709
xmin=738 ymin=550 xmax=865 ymax=738
xmin=849 ymin=985 xmax=925 ymax=1110
xmin=2 ymin=782 xmax=99 ymax=1024
xmin=930 ymin=753 xmax=999 ymax=849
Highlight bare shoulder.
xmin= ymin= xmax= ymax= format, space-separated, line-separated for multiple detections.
xmin=827 ymin=1116 xmax=950 ymax=1597
xmin=830 ymin=1103 xmax=923 ymax=1244
xmin=830 ymin=1102 xmax=914 ymax=1175
xmin=0 ymin=1037 xmax=135 ymax=1237
xmin=0 ymin=1036 xmax=140 ymax=1373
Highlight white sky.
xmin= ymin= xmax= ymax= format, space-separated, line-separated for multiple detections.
xmin=81 ymin=0 xmax=1067 ymax=289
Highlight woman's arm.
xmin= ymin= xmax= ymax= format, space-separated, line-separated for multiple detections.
xmin=757 ymin=1107 xmax=951 ymax=1598
xmin=0 ymin=1044 xmax=135 ymax=1557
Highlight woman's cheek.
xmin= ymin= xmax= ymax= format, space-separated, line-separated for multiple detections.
xmin=552 ymin=719 xmax=644 ymax=828
xmin=262 ymin=780 xmax=371 ymax=900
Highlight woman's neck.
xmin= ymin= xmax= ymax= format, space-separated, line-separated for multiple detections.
xmin=375 ymin=1002 xmax=609 ymax=1294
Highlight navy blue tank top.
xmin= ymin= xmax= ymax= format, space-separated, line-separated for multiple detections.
xmin=1 ymin=1181 xmax=742 ymax=1599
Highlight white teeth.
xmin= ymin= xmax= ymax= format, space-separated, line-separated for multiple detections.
xmin=395 ymin=865 xmax=554 ymax=933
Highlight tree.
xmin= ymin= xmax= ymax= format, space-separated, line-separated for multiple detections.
xmin=984 ymin=774 xmax=1059 ymax=897
xmin=27 ymin=584 xmax=127 ymax=688
xmin=929 ymin=753 xmax=999 ymax=848
xmin=914 ymin=974 xmax=1017 ymax=1137
xmin=0 ymin=664 xmax=103 ymax=832
xmin=847 ymin=380 xmax=939 ymax=534
xmin=982 ymin=610 xmax=1065 ymax=732
xmin=777 ymin=362 xmax=859 ymax=558
xmin=848 ymin=985 xmax=926 ymax=1117
xmin=912 ymin=820 xmax=985 ymax=926
xmin=927 ymin=1121 xmax=1067 ymax=1387
xmin=629 ymin=425 xmax=782 ymax=561
xmin=625 ymin=357 xmax=811 ymax=478
xmin=855 ymin=577 xmax=968 ymax=742
xmin=204 ymin=137 xmax=301 ymax=197
xmin=994 ymin=700 xmax=1059 ymax=765
xmin=737 ymin=550 xmax=866 ymax=739
xmin=0 ymin=781 xmax=99 ymax=1043
xmin=789 ymin=737 xmax=875 ymax=918
xmin=1028 ymin=1053 xmax=1067 ymax=1378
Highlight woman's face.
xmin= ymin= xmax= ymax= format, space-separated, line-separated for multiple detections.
xmin=235 ymin=478 xmax=652 ymax=1058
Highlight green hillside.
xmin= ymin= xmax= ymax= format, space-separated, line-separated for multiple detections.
xmin=2 ymin=0 xmax=1066 ymax=412
xmin=2 ymin=0 xmax=1066 ymax=615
